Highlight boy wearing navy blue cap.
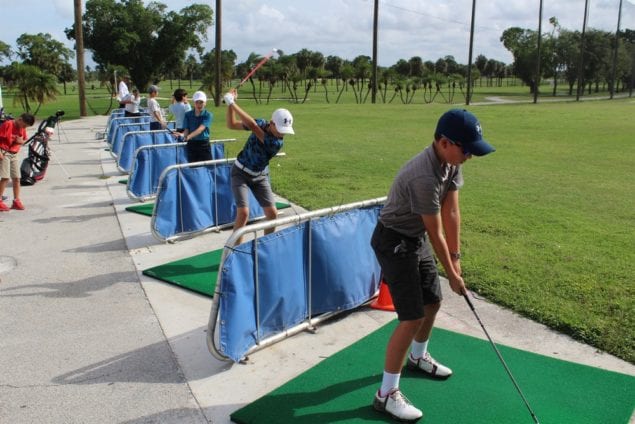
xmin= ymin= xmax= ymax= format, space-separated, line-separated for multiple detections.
xmin=370 ymin=109 xmax=495 ymax=422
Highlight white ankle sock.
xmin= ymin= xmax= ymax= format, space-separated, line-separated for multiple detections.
xmin=410 ymin=339 xmax=429 ymax=359
xmin=379 ymin=371 xmax=400 ymax=397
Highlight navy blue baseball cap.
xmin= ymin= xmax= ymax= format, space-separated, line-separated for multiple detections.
xmin=435 ymin=109 xmax=495 ymax=156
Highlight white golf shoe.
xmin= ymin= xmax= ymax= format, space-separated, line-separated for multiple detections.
xmin=407 ymin=352 xmax=453 ymax=379
xmin=373 ymin=388 xmax=423 ymax=422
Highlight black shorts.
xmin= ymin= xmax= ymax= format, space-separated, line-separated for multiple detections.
xmin=370 ymin=222 xmax=442 ymax=321
xmin=186 ymin=140 xmax=212 ymax=163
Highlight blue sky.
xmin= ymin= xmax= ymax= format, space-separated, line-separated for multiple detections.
xmin=0 ymin=0 xmax=633 ymax=68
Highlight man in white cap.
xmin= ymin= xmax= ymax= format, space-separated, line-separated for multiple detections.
xmin=223 ymin=89 xmax=295 ymax=245
xmin=181 ymin=90 xmax=213 ymax=162
xmin=370 ymin=109 xmax=495 ymax=422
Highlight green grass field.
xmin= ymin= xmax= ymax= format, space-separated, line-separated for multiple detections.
xmin=3 ymin=81 xmax=634 ymax=363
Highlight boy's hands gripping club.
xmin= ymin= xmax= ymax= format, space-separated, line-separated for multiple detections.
xmin=223 ymin=90 xmax=236 ymax=106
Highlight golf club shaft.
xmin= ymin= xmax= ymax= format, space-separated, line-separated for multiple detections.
xmin=236 ymin=49 xmax=276 ymax=89
xmin=47 ymin=147 xmax=72 ymax=179
xmin=463 ymin=294 xmax=540 ymax=424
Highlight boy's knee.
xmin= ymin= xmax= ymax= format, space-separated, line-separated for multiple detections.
xmin=236 ymin=207 xmax=249 ymax=220
xmin=264 ymin=207 xmax=278 ymax=220
xmin=424 ymin=302 xmax=441 ymax=316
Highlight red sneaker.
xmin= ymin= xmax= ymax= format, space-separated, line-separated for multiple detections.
xmin=11 ymin=199 xmax=25 ymax=210
xmin=0 ymin=200 xmax=9 ymax=212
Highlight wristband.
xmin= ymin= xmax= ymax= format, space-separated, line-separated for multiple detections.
xmin=450 ymin=252 xmax=461 ymax=260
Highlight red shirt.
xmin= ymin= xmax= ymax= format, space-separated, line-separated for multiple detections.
xmin=0 ymin=120 xmax=28 ymax=154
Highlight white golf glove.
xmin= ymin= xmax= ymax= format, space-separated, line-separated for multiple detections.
xmin=223 ymin=92 xmax=235 ymax=106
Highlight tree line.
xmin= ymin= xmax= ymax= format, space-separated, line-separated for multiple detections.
xmin=1 ymin=0 xmax=633 ymax=113
xmin=502 ymin=17 xmax=635 ymax=96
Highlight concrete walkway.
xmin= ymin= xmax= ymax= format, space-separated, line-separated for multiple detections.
xmin=1 ymin=115 xmax=633 ymax=423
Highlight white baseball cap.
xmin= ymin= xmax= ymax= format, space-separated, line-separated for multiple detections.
xmin=192 ymin=91 xmax=207 ymax=102
xmin=271 ymin=108 xmax=294 ymax=135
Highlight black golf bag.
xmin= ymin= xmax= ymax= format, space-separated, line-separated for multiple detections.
xmin=0 ymin=107 xmax=13 ymax=125
xmin=20 ymin=110 xmax=64 ymax=186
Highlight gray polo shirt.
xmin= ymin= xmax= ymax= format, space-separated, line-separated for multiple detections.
xmin=379 ymin=143 xmax=463 ymax=238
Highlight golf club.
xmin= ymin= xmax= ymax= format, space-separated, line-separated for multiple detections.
xmin=47 ymin=147 xmax=72 ymax=179
xmin=235 ymin=48 xmax=280 ymax=90
xmin=463 ymin=292 xmax=541 ymax=424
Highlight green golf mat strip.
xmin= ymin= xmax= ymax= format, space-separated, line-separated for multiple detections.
xmin=231 ymin=323 xmax=635 ymax=424
xmin=118 ymin=179 xmax=127 ymax=184
xmin=142 ymin=248 xmax=223 ymax=296
xmin=125 ymin=202 xmax=154 ymax=216
xmin=125 ymin=201 xmax=292 ymax=217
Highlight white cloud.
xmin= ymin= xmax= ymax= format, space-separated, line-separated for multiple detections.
xmin=53 ymin=0 xmax=75 ymax=19
xmin=0 ymin=0 xmax=632 ymax=68
xmin=257 ymin=4 xmax=285 ymax=21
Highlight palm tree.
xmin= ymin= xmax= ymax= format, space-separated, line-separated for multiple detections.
xmin=335 ymin=64 xmax=354 ymax=103
xmin=4 ymin=63 xmax=58 ymax=114
xmin=184 ymin=54 xmax=198 ymax=88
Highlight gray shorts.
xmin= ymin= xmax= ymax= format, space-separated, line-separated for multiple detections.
xmin=0 ymin=151 xmax=20 ymax=179
xmin=230 ymin=164 xmax=275 ymax=208
xmin=371 ymin=222 xmax=442 ymax=321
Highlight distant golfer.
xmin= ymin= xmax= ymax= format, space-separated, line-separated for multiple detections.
xmin=147 ymin=85 xmax=166 ymax=131
xmin=370 ymin=109 xmax=495 ymax=422
xmin=223 ymin=89 xmax=294 ymax=245
xmin=181 ymin=90 xmax=213 ymax=163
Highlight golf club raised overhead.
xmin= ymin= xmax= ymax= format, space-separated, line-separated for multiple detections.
xmin=222 ymin=48 xmax=280 ymax=104
xmin=236 ymin=48 xmax=280 ymax=89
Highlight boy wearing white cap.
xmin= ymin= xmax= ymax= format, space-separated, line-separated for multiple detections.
xmin=182 ymin=90 xmax=213 ymax=162
xmin=223 ymin=89 xmax=295 ymax=245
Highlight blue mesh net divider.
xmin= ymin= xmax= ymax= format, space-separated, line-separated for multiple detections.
xmin=216 ymin=204 xmax=383 ymax=362
xmin=151 ymin=160 xmax=263 ymax=241
xmin=127 ymin=142 xmax=226 ymax=201
xmin=111 ymin=122 xmax=150 ymax=158
xmin=117 ymin=131 xmax=176 ymax=173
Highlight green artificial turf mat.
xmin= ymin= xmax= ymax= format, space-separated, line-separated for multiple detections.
xmin=125 ymin=202 xmax=154 ymax=216
xmin=125 ymin=201 xmax=291 ymax=217
xmin=231 ymin=323 xmax=635 ymax=424
xmin=142 ymin=248 xmax=223 ymax=297
xmin=275 ymin=201 xmax=291 ymax=210
xmin=118 ymin=179 xmax=127 ymax=184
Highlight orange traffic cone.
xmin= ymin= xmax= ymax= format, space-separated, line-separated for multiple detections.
xmin=370 ymin=279 xmax=395 ymax=311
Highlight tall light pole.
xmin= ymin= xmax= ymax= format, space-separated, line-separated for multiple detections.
xmin=371 ymin=0 xmax=379 ymax=104
xmin=576 ymin=0 xmax=589 ymax=101
xmin=466 ymin=0 xmax=476 ymax=105
xmin=534 ymin=0 xmax=543 ymax=104
xmin=74 ymin=0 xmax=87 ymax=116
xmin=214 ymin=0 xmax=222 ymax=106
xmin=610 ymin=0 xmax=623 ymax=99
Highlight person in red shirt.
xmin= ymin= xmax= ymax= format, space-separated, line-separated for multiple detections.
xmin=0 ymin=113 xmax=35 ymax=211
